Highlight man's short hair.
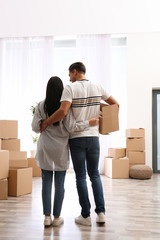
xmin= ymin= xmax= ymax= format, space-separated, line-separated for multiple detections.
xmin=69 ymin=62 xmax=86 ymax=74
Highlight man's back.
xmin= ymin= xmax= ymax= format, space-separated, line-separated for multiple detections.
xmin=61 ymin=79 xmax=110 ymax=138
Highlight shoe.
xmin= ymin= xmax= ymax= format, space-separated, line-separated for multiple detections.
xmin=44 ymin=215 xmax=52 ymax=227
xmin=52 ymin=217 xmax=64 ymax=227
xmin=96 ymin=212 xmax=106 ymax=224
xmin=75 ymin=215 xmax=91 ymax=226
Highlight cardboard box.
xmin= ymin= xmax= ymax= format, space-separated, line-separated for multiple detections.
xmin=9 ymin=151 xmax=28 ymax=168
xmin=8 ymin=167 xmax=32 ymax=197
xmin=108 ymin=148 xmax=126 ymax=158
xmin=0 ymin=120 xmax=18 ymax=139
xmin=0 ymin=150 xmax=9 ymax=180
xmin=127 ymin=151 xmax=145 ymax=164
xmin=0 ymin=139 xmax=1 ymax=150
xmin=1 ymin=139 xmax=20 ymax=151
xmin=0 ymin=178 xmax=8 ymax=200
xmin=126 ymin=128 xmax=145 ymax=138
xmin=9 ymin=151 xmax=27 ymax=160
xmin=126 ymin=138 xmax=145 ymax=151
xmin=28 ymin=158 xmax=41 ymax=177
xmin=104 ymin=157 xmax=129 ymax=179
xmin=99 ymin=103 xmax=119 ymax=135
xmin=9 ymin=159 xmax=28 ymax=168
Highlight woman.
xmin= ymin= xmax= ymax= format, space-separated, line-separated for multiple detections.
xmin=32 ymin=76 xmax=98 ymax=227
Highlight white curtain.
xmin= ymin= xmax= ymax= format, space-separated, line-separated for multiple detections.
xmin=0 ymin=37 xmax=55 ymax=154
xmin=76 ymin=34 xmax=112 ymax=174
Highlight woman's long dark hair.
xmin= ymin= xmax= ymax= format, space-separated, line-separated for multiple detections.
xmin=44 ymin=76 xmax=64 ymax=125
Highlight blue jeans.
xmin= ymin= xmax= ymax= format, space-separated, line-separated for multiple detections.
xmin=69 ymin=137 xmax=105 ymax=218
xmin=41 ymin=169 xmax=66 ymax=216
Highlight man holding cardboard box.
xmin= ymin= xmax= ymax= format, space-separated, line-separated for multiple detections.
xmin=41 ymin=62 xmax=119 ymax=226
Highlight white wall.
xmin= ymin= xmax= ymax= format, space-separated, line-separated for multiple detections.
xmin=1 ymin=0 xmax=160 ymax=37
xmin=127 ymin=33 xmax=160 ymax=167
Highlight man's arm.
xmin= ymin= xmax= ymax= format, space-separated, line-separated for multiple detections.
xmin=105 ymin=95 xmax=119 ymax=108
xmin=41 ymin=101 xmax=71 ymax=132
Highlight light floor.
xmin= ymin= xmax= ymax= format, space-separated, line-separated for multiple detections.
xmin=0 ymin=173 xmax=160 ymax=240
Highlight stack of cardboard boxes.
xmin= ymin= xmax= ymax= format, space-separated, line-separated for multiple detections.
xmin=0 ymin=150 xmax=9 ymax=200
xmin=104 ymin=128 xmax=145 ymax=179
xmin=126 ymin=128 xmax=145 ymax=166
xmin=104 ymin=148 xmax=129 ymax=179
xmin=0 ymin=120 xmax=33 ymax=198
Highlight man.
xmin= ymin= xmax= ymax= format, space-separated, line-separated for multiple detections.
xmin=41 ymin=62 xmax=119 ymax=226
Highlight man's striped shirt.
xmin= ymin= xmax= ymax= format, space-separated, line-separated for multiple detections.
xmin=61 ymin=79 xmax=110 ymax=138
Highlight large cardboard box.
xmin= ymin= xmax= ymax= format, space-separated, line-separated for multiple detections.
xmin=126 ymin=138 xmax=145 ymax=151
xmin=127 ymin=151 xmax=145 ymax=164
xmin=99 ymin=103 xmax=119 ymax=135
xmin=1 ymin=139 xmax=20 ymax=151
xmin=0 ymin=120 xmax=18 ymax=139
xmin=0 ymin=178 xmax=8 ymax=200
xmin=108 ymin=148 xmax=126 ymax=158
xmin=28 ymin=158 xmax=41 ymax=177
xmin=126 ymin=128 xmax=145 ymax=138
xmin=104 ymin=157 xmax=129 ymax=179
xmin=8 ymin=167 xmax=32 ymax=197
xmin=9 ymin=151 xmax=28 ymax=168
xmin=0 ymin=150 xmax=9 ymax=180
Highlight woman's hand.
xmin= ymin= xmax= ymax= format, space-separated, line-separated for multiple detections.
xmin=89 ymin=118 xmax=99 ymax=126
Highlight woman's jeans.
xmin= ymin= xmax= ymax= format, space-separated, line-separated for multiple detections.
xmin=69 ymin=137 xmax=105 ymax=218
xmin=41 ymin=169 xmax=66 ymax=216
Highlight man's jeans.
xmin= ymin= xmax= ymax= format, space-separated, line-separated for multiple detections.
xmin=69 ymin=137 xmax=105 ymax=218
xmin=41 ymin=169 xmax=66 ymax=216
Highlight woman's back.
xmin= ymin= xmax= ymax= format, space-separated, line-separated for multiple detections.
xmin=32 ymin=100 xmax=70 ymax=171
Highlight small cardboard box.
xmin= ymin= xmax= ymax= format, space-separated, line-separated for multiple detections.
xmin=108 ymin=148 xmax=126 ymax=158
xmin=126 ymin=138 xmax=145 ymax=151
xmin=104 ymin=157 xmax=129 ymax=179
xmin=28 ymin=158 xmax=41 ymax=177
xmin=0 ymin=120 xmax=18 ymax=139
xmin=1 ymin=139 xmax=20 ymax=151
xmin=99 ymin=103 xmax=119 ymax=135
xmin=8 ymin=167 xmax=32 ymax=197
xmin=126 ymin=128 xmax=145 ymax=138
xmin=127 ymin=151 xmax=145 ymax=164
xmin=0 ymin=150 xmax=9 ymax=180
xmin=0 ymin=178 xmax=8 ymax=200
xmin=9 ymin=151 xmax=27 ymax=160
xmin=9 ymin=159 xmax=28 ymax=168
xmin=9 ymin=151 xmax=28 ymax=168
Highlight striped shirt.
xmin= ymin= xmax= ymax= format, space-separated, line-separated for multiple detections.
xmin=61 ymin=79 xmax=110 ymax=138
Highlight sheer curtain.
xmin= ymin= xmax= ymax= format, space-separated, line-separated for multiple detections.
xmin=0 ymin=37 xmax=55 ymax=154
xmin=76 ymin=34 xmax=112 ymax=174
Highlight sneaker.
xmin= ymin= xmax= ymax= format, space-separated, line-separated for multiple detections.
xmin=75 ymin=215 xmax=91 ymax=226
xmin=52 ymin=217 xmax=64 ymax=227
xmin=44 ymin=215 xmax=52 ymax=227
xmin=96 ymin=212 xmax=106 ymax=224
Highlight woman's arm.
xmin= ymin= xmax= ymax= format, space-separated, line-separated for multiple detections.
xmin=31 ymin=103 xmax=43 ymax=133
xmin=63 ymin=109 xmax=99 ymax=133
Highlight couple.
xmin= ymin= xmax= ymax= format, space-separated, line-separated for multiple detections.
xmin=32 ymin=62 xmax=119 ymax=227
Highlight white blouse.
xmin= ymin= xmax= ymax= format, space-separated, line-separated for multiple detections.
xmin=32 ymin=100 xmax=89 ymax=171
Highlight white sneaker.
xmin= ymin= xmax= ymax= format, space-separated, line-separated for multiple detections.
xmin=75 ymin=215 xmax=91 ymax=226
xmin=96 ymin=212 xmax=106 ymax=224
xmin=44 ymin=215 xmax=52 ymax=227
xmin=52 ymin=217 xmax=64 ymax=227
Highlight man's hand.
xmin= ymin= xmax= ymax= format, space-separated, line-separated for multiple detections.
xmin=89 ymin=118 xmax=99 ymax=126
xmin=40 ymin=120 xmax=48 ymax=132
